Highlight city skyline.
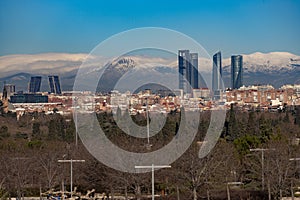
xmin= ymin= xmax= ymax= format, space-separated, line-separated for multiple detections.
xmin=0 ymin=0 xmax=300 ymax=57
xmin=0 ymin=50 xmax=299 ymax=93
xmin=1 ymin=1 xmax=300 ymax=199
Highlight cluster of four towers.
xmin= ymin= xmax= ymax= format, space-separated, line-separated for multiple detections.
xmin=178 ymin=50 xmax=243 ymax=96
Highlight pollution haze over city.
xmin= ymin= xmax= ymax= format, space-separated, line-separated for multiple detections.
xmin=1 ymin=1 xmax=300 ymax=200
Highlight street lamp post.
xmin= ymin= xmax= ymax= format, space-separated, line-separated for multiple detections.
xmin=250 ymin=148 xmax=274 ymax=190
xmin=289 ymin=158 xmax=300 ymax=161
xmin=74 ymin=98 xmax=79 ymax=147
xmin=58 ymin=159 xmax=85 ymax=198
xmin=144 ymin=96 xmax=153 ymax=150
xmin=135 ymin=164 xmax=171 ymax=200
xmin=146 ymin=98 xmax=150 ymax=145
xmin=226 ymin=182 xmax=243 ymax=200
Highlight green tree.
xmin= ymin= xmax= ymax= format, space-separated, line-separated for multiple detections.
xmin=27 ymin=140 xmax=42 ymax=149
xmin=48 ymin=119 xmax=56 ymax=139
xmin=259 ymin=117 xmax=273 ymax=143
xmin=53 ymin=107 xmax=59 ymax=113
xmin=247 ymin=111 xmax=257 ymax=135
xmin=116 ymin=106 xmax=122 ymax=122
xmin=0 ymin=100 xmax=3 ymax=115
xmin=294 ymin=106 xmax=300 ymax=126
xmin=226 ymin=104 xmax=239 ymax=141
xmin=234 ymin=135 xmax=261 ymax=157
xmin=65 ymin=119 xmax=75 ymax=142
xmin=283 ymin=111 xmax=290 ymax=123
xmin=0 ymin=125 xmax=9 ymax=138
xmin=32 ymin=122 xmax=41 ymax=139
xmin=47 ymin=114 xmax=65 ymax=139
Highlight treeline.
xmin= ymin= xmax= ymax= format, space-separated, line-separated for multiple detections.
xmin=0 ymin=106 xmax=300 ymax=200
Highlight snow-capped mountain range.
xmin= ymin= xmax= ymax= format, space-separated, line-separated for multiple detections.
xmin=222 ymin=52 xmax=300 ymax=73
xmin=0 ymin=51 xmax=299 ymax=91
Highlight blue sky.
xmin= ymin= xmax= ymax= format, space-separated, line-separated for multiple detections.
xmin=0 ymin=0 xmax=299 ymax=58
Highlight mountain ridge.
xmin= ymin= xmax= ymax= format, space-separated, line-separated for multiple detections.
xmin=0 ymin=51 xmax=299 ymax=91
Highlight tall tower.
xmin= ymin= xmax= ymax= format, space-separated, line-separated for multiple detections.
xmin=48 ymin=75 xmax=62 ymax=94
xmin=178 ymin=50 xmax=191 ymax=93
xmin=231 ymin=55 xmax=243 ymax=89
xmin=3 ymin=84 xmax=15 ymax=99
xmin=190 ymin=53 xmax=199 ymax=89
xmin=2 ymin=84 xmax=8 ymax=113
xmin=178 ymin=50 xmax=199 ymax=93
xmin=29 ymin=76 xmax=42 ymax=93
xmin=212 ymin=51 xmax=222 ymax=92
xmin=212 ymin=51 xmax=223 ymax=99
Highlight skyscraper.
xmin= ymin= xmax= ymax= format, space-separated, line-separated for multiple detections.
xmin=29 ymin=76 xmax=42 ymax=93
xmin=48 ymin=75 xmax=62 ymax=94
xmin=178 ymin=50 xmax=199 ymax=93
xmin=190 ymin=53 xmax=199 ymax=89
xmin=212 ymin=51 xmax=222 ymax=93
xmin=178 ymin=50 xmax=191 ymax=93
xmin=231 ymin=55 xmax=243 ymax=89
xmin=1 ymin=84 xmax=8 ymax=113
xmin=3 ymin=84 xmax=15 ymax=99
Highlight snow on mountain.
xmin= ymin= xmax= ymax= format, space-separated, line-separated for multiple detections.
xmin=222 ymin=52 xmax=300 ymax=73
xmin=106 ymin=57 xmax=136 ymax=72
xmin=0 ymin=53 xmax=89 ymax=77
xmin=1 ymin=52 xmax=299 ymax=77
xmin=0 ymin=51 xmax=299 ymax=91
xmin=94 ymin=56 xmax=174 ymax=92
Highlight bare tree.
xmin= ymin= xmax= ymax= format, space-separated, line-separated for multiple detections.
xmin=265 ymin=140 xmax=295 ymax=200
xmin=36 ymin=150 xmax=61 ymax=190
xmin=169 ymin=139 xmax=239 ymax=200
xmin=5 ymin=155 xmax=34 ymax=200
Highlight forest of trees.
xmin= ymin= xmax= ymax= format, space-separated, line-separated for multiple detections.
xmin=0 ymin=105 xmax=300 ymax=200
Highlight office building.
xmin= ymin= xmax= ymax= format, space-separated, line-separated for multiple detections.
xmin=3 ymin=84 xmax=15 ymax=99
xmin=193 ymin=88 xmax=211 ymax=100
xmin=178 ymin=50 xmax=199 ymax=93
xmin=48 ymin=75 xmax=62 ymax=94
xmin=178 ymin=50 xmax=190 ymax=93
xmin=10 ymin=93 xmax=48 ymax=103
xmin=190 ymin=53 xmax=199 ymax=89
xmin=1 ymin=84 xmax=8 ymax=113
xmin=231 ymin=55 xmax=243 ymax=89
xmin=29 ymin=76 xmax=42 ymax=93
xmin=212 ymin=51 xmax=222 ymax=91
xmin=212 ymin=51 xmax=223 ymax=99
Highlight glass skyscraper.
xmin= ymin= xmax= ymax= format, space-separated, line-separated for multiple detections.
xmin=212 ymin=51 xmax=222 ymax=92
xmin=178 ymin=50 xmax=199 ymax=93
xmin=178 ymin=50 xmax=190 ymax=93
xmin=231 ymin=55 xmax=243 ymax=89
xmin=48 ymin=75 xmax=62 ymax=94
xmin=29 ymin=76 xmax=42 ymax=93
xmin=190 ymin=53 xmax=199 ymax=89
xmin=3 ymin=84 xmax=15 ymax=98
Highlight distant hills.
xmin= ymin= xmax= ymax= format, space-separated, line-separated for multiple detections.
xmin=222 ymin=52 xmax=300 ymax=88
xmin=0 ymin=52 xmax=299 ymax=92
xmin=0 ymin=53 xmax=86 ymax=92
